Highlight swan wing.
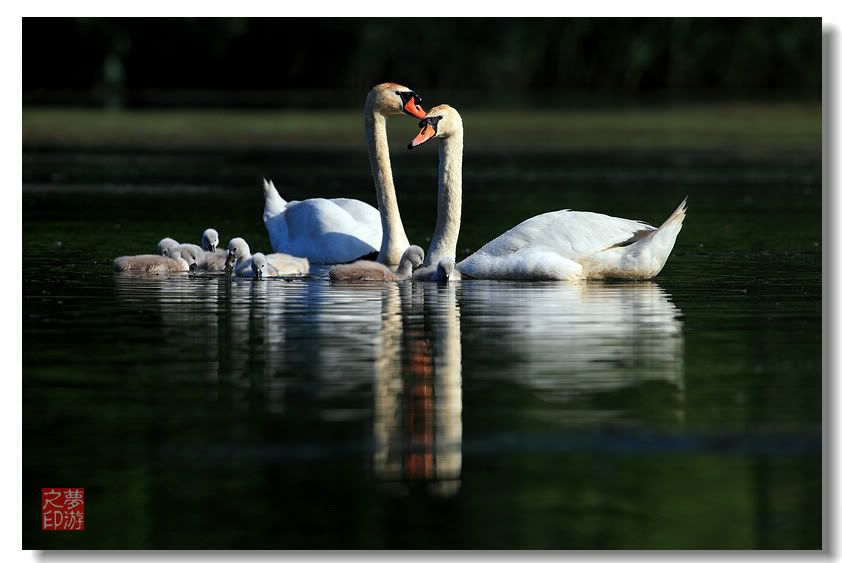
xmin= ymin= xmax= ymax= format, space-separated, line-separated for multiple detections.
xmin=327 ymin=198 xmax=382 ymax=243
xmin=467 ymin=210 xmax=656 ymax=262
xmin=328 ymin=198 xmax=380 ymax=225
xmin=274 ymin=198 xmax=383 ymax=264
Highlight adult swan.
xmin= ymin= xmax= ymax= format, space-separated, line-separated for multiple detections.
xmin=408 ymin=105 xmax=687 ymax=281
xmin=262 ymin=83 xmax=426 ymax=265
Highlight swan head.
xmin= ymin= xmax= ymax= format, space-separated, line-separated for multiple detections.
xmin=202 ymin=228 xmax=219 ymax=252
xmin=251 ymin=253 xmax=269 ymax=279
xmin=157 ymin=237 xmax=180 ymax=256
xmin=177 ymin=244 xmax=201 ymax=271
xmin=367 ymin=83 xmax=426 ymax=119
xmin=408 ymin=105 xmax=462 ymax=149
xmin=226 ymin=237 xmax=250 ymax=268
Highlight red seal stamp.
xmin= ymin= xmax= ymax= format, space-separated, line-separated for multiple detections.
xmin=41 ymin=488 xmax=84 ymax=531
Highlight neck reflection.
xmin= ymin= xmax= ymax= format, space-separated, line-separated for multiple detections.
xmin=374 ymin=282 xmax=463 ymax=497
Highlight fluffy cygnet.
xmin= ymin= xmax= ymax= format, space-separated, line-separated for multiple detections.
xmin=227 ymin=237 xmax=310 ymax=278
xmin=201 ymin=228 xmax=220 ymax=252
xmin=174 ymin=244 xmax=203 ymax=271
xmin=114 ymin=247 xmax=190 ymax=273
xmin=412 ymin=256 xmax=458 ymax=282
xmin=199 ymin=249 xmax=229 ymax=272
xmin=251 ymin=253 xmax=281 ymax=278
xmin=197 ymin=229 xmax=227 ymax=270
xmin=329 ymin=245 xmax=425 ymax=282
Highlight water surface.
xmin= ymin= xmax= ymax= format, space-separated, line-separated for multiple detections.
xmin=23 ymin=146 xmax=821 ymax=549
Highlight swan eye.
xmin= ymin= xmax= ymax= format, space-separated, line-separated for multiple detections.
xmin=396 ymin=90 xmax=425 ymax=118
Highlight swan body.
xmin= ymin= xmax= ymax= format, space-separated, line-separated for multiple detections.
xmin=263 ymin=83 xmax=426 ymax=265
xmin=114 ymin=247 xmax=190 ymax=273
xmin=408 ymin=105 xmax=686 ymax=281
xmin=227 ymin=237 xmax=310 ymax=278
xmin=457 ymin=202 xmax=686 ymax=281
xmin=329 ymin=245 xmax=424 ymax=282
xmin=263 ymin=181 xmax=382 ymax=264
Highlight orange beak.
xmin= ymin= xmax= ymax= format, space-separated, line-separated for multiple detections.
xmin=403 ymin=97 xmax=426 ymax=119
xmin=408 ymin=124 xmax=436 ymax=149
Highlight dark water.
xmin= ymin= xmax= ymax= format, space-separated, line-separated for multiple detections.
xmin=23 ymin=146 xmax=822 ymax=549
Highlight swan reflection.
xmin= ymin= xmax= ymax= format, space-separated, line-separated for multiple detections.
xmin=113 ymin=273 xmax=684 ymax=492
xmin=458 ymin=281 xmax=685 ymax=423
xmin=373 ymin=282 xmax=463 ymax=496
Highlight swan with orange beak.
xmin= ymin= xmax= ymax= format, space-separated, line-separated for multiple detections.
xmin=407 ymin=104 xmax=687 ymax=281
xmin=261 ymin=83 xmax=428 ymax=265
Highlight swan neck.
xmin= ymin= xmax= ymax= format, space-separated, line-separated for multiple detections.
xmin=425 ymin=131 xmax=463 ymax=267
xmin=365 ymin=105 xmax=409 ymax=265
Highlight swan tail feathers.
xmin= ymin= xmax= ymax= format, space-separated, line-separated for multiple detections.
xmin=624 ymin=197 xmax=687 ymax=278
xmin=262 ymin=178 xmax=287 ymax=218
xmin=655 ymin=196 xmax=688 ymax=236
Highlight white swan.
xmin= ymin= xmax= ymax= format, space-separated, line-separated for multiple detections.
xmin=407 ymin=105 xmax=687 ymax=281
xmin=329 ymin=245 xmax=424 ymax=282
xmin=114 ymin=246 xmax=192 ymax=273
xmin=226 ymin=237 xmax=310 ymax=278
xmin=262 ymin=82 xmax=426 ymax=265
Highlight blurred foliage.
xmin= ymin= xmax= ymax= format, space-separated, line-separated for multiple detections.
xmin=23 ymin=18 xmax=820 ymax=108
xmin=22 ymin=104 xmax=820 ymax=155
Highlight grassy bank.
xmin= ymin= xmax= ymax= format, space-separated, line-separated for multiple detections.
xmin=23 ymin=103 xmax=821 ymax=155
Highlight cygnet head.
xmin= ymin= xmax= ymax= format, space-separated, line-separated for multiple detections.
xmin=436 ymin=257 xmax=456 ymax=280
xmin=251 ymin=253 xmax=269 ymax=279
xmin=202 ymin=228 xmax=219 ymax=252
xmin=397 ymin=245 xmax=425 ymax=276
xmin=408 ymin=104 xmax=462 ymax=149
xmin=157 ymin=237 xmax=180 ymax=256
xmin=177 ymin=244 xmax=201 ymax=271
xmin=366 ymin=83 xmax=426 ymax=119
xmin=404 ymin=245 xmax=425 ymax=269
xmin=226 ymin=237 xmax=250 ymax=268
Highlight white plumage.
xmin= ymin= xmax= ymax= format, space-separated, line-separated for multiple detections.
xmin=262 ymin=83 xmax=428 ymax=265
xmin=408 ymin=105 xmax=687 ymax=281
xmin=263 ymin=180 xmax=382 ymax=264
xmin=457 ymin=202 xmax=687 ymax=281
